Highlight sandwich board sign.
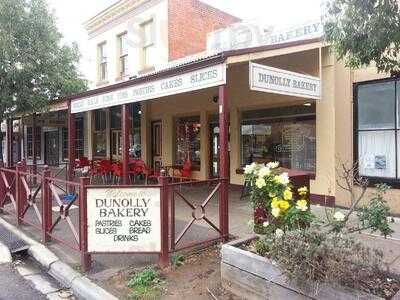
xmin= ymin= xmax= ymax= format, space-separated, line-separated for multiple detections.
xmin=86 ymin=187 xmax=161 ymax=253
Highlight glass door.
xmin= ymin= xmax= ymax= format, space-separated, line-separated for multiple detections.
xmin=111 ymin=130 xmax=122 ymax=160
xmin=209 ymin=123 xmax=230 ymax=178
xmin=152 ymin=121 xmax=162 ymax=171
xmin=44 ymin=131 xmax=59 ymax=166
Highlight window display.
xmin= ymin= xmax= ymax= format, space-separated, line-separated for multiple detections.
xmin=175 ymin=116 xmax=201 ymax=168
xmin=241 ymin=107 xmax=316 ymax=172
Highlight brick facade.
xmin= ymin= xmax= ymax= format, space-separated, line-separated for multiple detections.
xmin=168 ymin=0 xmax=240 ymax=60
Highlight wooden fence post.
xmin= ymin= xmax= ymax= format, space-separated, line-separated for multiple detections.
xmin=0 ymin=162 xmax=5 ymax=212
xmin=15 ymin=162 xmax=22 ymax=225
xmin=218 ymin=85 xmax=229 ymax=240
xmin=159 ymin=174 xmax=169 ymax=267
xmin=41 ymin=166 xmax=51 ymax=243
xmin=20 ymin=160 xmax=28 ymax=217
xmin=79 ymin=177 xmax=91 ymax=272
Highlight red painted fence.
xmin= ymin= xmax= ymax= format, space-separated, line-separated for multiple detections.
xmin=0 ymin=162 xmax=229 ymax=272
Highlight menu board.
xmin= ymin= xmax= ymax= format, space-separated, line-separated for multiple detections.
xmin=87 ymin=187 xmax=161 ymax=253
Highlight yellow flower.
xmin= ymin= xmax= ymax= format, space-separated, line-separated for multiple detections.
xmin=278 ymin=200 xmax=290 ymax=212
xmin=283 ymin=189 xmax=293 ymax=201
xmin=296 ymin=199 xmax=308 ymax=212
xmin=271 ymin=207 xmax=281 ymax=218
xmin=271 ymin=198 xmax=279 ymax=209
xmin=255 ymin=177 xmax=266 ymax=189
xmin=269 ymin=192 xmax=276 ymax=198
xmin=298 ymin=186 xmax=308 ymax=196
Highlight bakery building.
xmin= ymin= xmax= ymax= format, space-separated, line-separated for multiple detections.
xmin=4 ymin=0 xmax=400 ymax=215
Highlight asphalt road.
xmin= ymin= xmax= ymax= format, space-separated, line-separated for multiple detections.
xmin=0 ymin=264 xmax=45 ymax=300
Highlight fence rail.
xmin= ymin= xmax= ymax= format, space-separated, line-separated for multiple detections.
xmin=0 ymin=161 xmax=229 ymax=271
xmin=0 ymin=160 xmax=87 ymax=265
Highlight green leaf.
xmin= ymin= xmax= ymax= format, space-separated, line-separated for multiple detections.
xmin=0 ymin=0 xmax=88 ymax=120
xmin=324 ymin=0 xmax=400 ymax=74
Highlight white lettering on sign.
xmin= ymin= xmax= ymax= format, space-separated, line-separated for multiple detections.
xmin=71 ymin=64 xmax=226 ymax=113
xmin=249 ymin=62 xmax=320 ymax=100
xmin=207 ymin=20 xmax=323 ymax=54
xmin=87 ymin=187 xmax=161 ymax=253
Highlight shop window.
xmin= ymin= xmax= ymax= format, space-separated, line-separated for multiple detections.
xmin=62 ymin=114 xmax=85 ymax=160
xmin=130 ymin=103 xmax=141 ymax=158
xmin=241 ymin=106 xmax=316 ymax=172
xmin=175 ymin=116 xmax=201 ymax=168
xmin=117 ymin=32 xmax=128 ymax=77
xmin=355 ymin=80 xmax=399 ymax=179
xmin=98 ymin=42 xmax=107 ymax=82
xmin=27 ymin=127 xmax=41 ymax=159
xmin=93 ymin=110 xmax=107 ymax=157
xmin=110 ymin=104 xmax=141 ymax=159
xmin=110 ymin=107 xmax=121 ymax=130
xmin=141 ymin=19 xmax=155 ymax=69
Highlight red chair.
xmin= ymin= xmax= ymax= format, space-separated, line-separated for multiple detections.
xmin=78 ymin=156 xmax=90 ymax=168
xmin=89 ymin=161 xmax=102 ymax=183
xmin=143 ymin=165 xmax=160 ymax=185
xmin=180 ymin=159 xmax=192 ymax=180
xmin=173 ymin=159 xmax=192 ymax=183
xmin=132 ymin=160 xmax=160 ymax=184
xmin=98 ymin=160 xmax=113 ymax=183
xmin=128 ymin=159 xmax=140 ymax=183
xmin=112 ymin=163 xmax=123 ymax=184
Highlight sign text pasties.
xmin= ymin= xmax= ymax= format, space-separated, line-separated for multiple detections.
xmin=71 ymin=64 xmax=226 ymax=113
xmin=87 ymin=188 xmax=161 ymax=253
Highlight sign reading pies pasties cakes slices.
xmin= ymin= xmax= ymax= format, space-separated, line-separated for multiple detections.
xmin=71 ymin=63 xmax=226 ymax=114
xmin=87 ymin=187 xmax=161 ymax=253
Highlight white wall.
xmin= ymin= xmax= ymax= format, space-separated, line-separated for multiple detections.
xmin=86 ymin=0 xmax=169 ymax=88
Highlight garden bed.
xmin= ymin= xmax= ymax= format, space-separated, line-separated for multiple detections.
xmin=221 ymin=236 xmax=400 ymax=300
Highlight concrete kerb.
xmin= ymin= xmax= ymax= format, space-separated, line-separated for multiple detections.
xmin=0 ymin=240 xmax=12 ymax=264
xmin=0 ymin=217 xmax=118 ymax=300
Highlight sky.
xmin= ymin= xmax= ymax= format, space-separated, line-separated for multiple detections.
xmin=47 ymin=0 xmax=322 ymax=77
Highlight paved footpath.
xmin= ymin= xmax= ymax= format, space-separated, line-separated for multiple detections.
xmin=0 ymin=264 xmax=45 ymax=300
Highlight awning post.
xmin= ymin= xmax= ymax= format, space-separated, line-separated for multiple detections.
xmin=6 ymin=119 xmax=13 ymax=168
xmin=32 ymin=114 xmax=37 ymax=186
xmin=218 ymin=85 xmax=229 ymax=240
xmin=68 ymin=102 xmax=76 ymax=183
xmin=122 ymin=104 xmax=130 ymax=185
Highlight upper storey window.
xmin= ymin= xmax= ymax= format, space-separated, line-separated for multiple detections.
xmin=141 ymin=19 xmax=155 ymax=70
xmin=118 ymin=32 xmax=128 ymax=77
xmin=98 ymin=42 xmax=107 ymax=82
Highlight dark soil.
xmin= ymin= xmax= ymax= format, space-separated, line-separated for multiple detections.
xmin=161 ymin=246 xmax=240 ymax=299
xmin=104 ymin=245 xmax=240 ymax=299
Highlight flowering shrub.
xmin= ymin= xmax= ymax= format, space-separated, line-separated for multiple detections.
xmin=245 ymin=161 xmax=398 ymax=298
xmin=244 ymin=162 xmax=314 ymax=234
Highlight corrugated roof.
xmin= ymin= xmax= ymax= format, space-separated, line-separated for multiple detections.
xmin=129 ymin=51 xmax=221 ymax=80
xmin=59 ymin=37 xmax=322 ymax=103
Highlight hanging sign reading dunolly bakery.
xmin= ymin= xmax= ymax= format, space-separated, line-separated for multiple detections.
xmin=71 ymin=63 xmax=226 ymax=114
xmin=87 ymin=187 xmax=161 ymax=253
xmin=249 ymin=62 xmax=321 ymax=100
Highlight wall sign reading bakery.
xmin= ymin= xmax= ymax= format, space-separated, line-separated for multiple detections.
xmin=71 ymin=63 xmax=226 ymax=113
xmin=87 ymin=187 xmax=161 ymax=253
xmin=249 ymin=62 xmax=321 ymax=100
